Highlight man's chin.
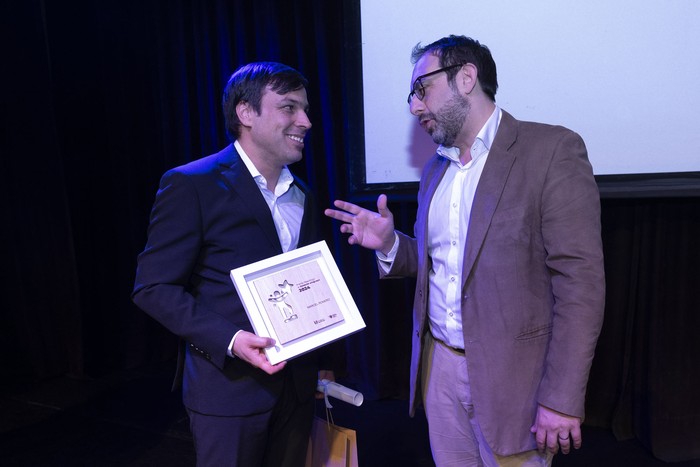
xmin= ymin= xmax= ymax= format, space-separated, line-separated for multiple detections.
xmin=430 ymin=132 xmax=446 ymax=145
xmin=425 ymin=125 xmax=444 ymax=144
xmin=288 ymin=152 xmax=304 ymax=164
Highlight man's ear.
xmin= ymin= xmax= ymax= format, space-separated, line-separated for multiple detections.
xmin=458 ymin=63 xmax=478 ymax=95
xmin=236 ymin=101 xmax=253 ymax=127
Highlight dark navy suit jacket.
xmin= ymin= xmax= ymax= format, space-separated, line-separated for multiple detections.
xmin=133 ymin=144 xmax=320 ymax=416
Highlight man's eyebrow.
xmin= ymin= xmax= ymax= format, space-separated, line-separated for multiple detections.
xmin=279 ymin=96 xmax=310 ymax=112
xmin=279 ymin=96 xmax=303 ymax=105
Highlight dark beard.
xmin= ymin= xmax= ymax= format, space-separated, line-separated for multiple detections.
xmin=428 ymin=92 xmax=470 ymax=147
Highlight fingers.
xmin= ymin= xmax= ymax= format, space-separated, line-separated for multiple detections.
xmin=557 ymin=431 xmax=571 ymax=454
xmin=532 ymin=404 xmax=582 ymax=455
xmin=238 ymin=332 xmax=275 ymax=351
xmin=555 ymin=427 xmax=581 ymax=454
xmin=325 ymin=196 xmax=391 ymax=221
xmin=546 ymin=431 xmax=560 ymax=455
xmin=532 ymin=427 xmax=580 ymax=455
xmin=333 ymin=199 xmax=359 ymax=212
xmin=533 ymin=426 xmax=549 ymax=454
xmin=325 ymin=200 xmax=362 ymax=246
xmin=324 ymin=199 xmax=361 ymax=221
xmin=570 ymin=425 xmax=583 ymax=450
xmin=258 ymin=360 xmax=287 ymax=375
xmin=324 ymin=207 xmax=351 ymax=222
xmin=337 ymin=223 xmax=358 ymax=246
xmin=536 ymin=429 xmax=563 ymax=455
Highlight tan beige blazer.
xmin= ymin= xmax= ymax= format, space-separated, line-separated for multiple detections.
xmin=383 ymin=110 xmax=606 ymax=456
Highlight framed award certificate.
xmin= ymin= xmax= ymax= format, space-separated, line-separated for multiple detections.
xmin=230 ymin=241 xmax=365 ymax=364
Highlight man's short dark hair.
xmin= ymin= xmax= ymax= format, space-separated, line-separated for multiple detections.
xmin=411 ymin=35 xmax=498 ymax=102
xmin=222 ymin=62 xmax=308 ymax=140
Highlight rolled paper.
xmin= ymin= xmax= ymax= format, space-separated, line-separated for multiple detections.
xmin=317 ymin=379 xmax=364 ymax=406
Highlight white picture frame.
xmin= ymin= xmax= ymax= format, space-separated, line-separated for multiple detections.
xmin=230 ymin=241 xmax=365 ymax=365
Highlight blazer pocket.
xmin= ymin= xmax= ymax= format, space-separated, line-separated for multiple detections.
xmin=515 ymin=324 xmax=553 ymax=340
xmin=491 ymin=204 xmax=532 ymax=225
xmin=489 ymin=205 xmax=537 ymax=246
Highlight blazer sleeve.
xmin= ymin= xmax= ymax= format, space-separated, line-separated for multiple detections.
xmin=378 ymin=231 xmax=419 ymax=279
xmin=536 ymin=129 xmax=606 ymax=418
xmin=377 ymin=154 xmax=444 ymax=280
xmin=132 ymin=169 xmax=239 ymax=370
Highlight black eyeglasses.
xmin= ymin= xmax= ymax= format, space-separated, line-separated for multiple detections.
xmin=407 ymin=64 xmax=464 ymax=104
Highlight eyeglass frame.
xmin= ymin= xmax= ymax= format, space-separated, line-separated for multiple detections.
xmin=406 ymin=63 xmax=465 ymax=105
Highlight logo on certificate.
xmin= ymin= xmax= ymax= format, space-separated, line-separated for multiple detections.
xmin=252 ymin=261 xmax=345 ymax=344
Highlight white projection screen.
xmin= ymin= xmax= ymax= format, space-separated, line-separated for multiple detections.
xmin=347 ymin=0 xmax=700 ymax=196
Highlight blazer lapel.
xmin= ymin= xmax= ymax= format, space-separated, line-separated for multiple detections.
xmin=461 ymin=112 xmax=518 ymax=283
xmin=217 ymin=145 xmax=283 ymax=253
xmin=294 ymin=176 xmax=318 ymax=247
xmin=417 ymin=155 xmax=449 ymax=258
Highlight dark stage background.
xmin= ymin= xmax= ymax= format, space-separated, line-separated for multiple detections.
xmin=3 ymin=0 xmax=699 ymax=462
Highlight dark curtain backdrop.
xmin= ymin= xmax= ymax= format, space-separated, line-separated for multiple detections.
xmin=3 ymin=0 xmax=699 ymax=461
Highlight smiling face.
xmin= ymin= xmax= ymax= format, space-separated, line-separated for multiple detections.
xmin=239 ymin=85 xmax=312 ymax=175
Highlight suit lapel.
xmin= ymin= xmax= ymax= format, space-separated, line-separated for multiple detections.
xmin=461 ymin=112 xmax=518 ymax=283
xmin=294 ymin=176 xmax=317 ymax=247
xmin=418 ymin=156 xmax=449 ymax=257
xmin=217 ymin=145 xmax=283 ymax=253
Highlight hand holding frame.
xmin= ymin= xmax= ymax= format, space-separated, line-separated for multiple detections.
xmin=232 ymin=331 xmax=287 ymax=375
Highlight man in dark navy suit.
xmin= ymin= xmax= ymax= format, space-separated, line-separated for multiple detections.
xmin=133 ymin=61 xmax=331 ymax=466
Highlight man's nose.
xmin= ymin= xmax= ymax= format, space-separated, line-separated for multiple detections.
xmin=297 ymin=111 xmax=312 ymax=129
xmin=409 ymin=96 xmax=424 ymax=116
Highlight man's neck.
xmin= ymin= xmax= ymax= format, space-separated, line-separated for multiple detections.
xmin=457 ymin=100 xmax=496 ymax=163
xmin=236 ymin=139 xmax=282 ymax=191
xmin=256 ymin=161 xmax=281 ymax=191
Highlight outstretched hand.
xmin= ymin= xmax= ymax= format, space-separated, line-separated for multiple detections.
xmin=232 ymin=331 xmax=286 ymax=375
xmin=324 ymin=194 xmax=395 ymax=255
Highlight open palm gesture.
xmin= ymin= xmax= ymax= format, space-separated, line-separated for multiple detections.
xmin=324 ymin=194 xmax=396 ymax=255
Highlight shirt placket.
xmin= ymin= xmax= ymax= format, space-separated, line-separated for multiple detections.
xmin=445 ymin=168 xmax=466 ymax=338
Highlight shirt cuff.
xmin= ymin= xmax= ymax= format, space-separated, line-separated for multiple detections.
xmin=227 ymin=329 xmax=245 ymax=358
xmin=376 ymin=232 xmax=399 ymax=273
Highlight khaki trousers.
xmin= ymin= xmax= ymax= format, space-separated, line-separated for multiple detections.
xmin=421 ymin=332 xmax=552 ymax=467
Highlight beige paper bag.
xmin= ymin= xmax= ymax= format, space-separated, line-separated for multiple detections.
xmin=305 ymin=415 xmax=358 ymax=467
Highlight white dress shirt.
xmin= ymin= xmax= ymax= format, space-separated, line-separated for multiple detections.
xmin=234 ymin=140 xmax=305 ymax=253
xmin=380 ymin=107 xmax=502 ymax=350
xmin=228 ymin=140 xmax=305 ymax=356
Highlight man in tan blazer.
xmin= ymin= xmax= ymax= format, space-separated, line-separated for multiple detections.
xmin=326 ymin=35 xmax=605 ymax=466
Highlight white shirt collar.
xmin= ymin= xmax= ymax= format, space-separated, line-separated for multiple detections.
xmin=234 ymin=140 xmax=295 ymax=195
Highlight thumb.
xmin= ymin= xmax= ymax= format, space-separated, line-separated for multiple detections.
xmin=244 ymin=333 xmax=275 ymax=349
xmin=377 ymin=194 xmax=390 ymax=217
xmin=258 ymin=336 xmax=276 ymax=348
